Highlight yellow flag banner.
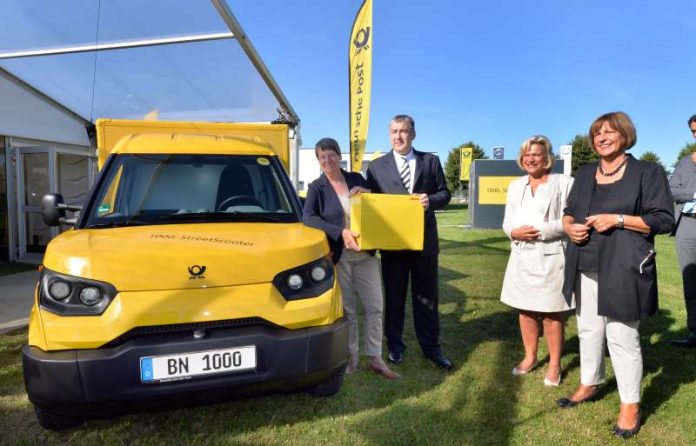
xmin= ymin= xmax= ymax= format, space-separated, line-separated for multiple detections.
xmin=460 ymin=147 xmax=473 ymax=181
xmin=349 ymin=0 xmax=372 ymax=172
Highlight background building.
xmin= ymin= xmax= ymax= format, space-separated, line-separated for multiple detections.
xmin=0 ymin=68 xmax=94 ymax=263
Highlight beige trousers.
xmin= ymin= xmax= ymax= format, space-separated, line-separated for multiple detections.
xmin=576 ymin=272 xmax=642 ymax=404
xmin=337 ymin=251 xmax=384 ymax=357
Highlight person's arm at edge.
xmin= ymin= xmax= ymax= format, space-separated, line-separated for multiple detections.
xmin=636 ymin=162 xmax=675 ymax=237
xmin=502 ymin=179 xmax=518 ymax=240
xmin=302 ymin=182 xmax=344 ymax=242
xmin=539 ymin=176 xmax=574 ymax=241
xmin=669 ymin=157 xmax=696 ymax=203
xmin=426 ymin=156 xmax=451 ymax=211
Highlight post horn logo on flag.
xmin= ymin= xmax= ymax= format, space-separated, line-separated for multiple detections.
xmin=354 ymin=26 xmax=370 ymax=52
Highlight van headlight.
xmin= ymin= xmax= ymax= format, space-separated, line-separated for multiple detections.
xmin=287 ymin=274 xmax=304 ymax=291
xmin=48 ymin=280 xmax=71 ymax=300
xmin=79 ymin=287 xmax=102 ymax=306
xmin=273 ymin=257 xmax=334 ymax=300
xmin=39 ymin=269 xmax=117 ymax=315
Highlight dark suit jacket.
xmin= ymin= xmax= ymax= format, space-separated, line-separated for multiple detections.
xmin=669 ymin=154 xmax=696 ymax=235
xmin=303 ymin=170 xmax=368 ymax=264
xmin=366 ymin=149 xmax=451 ymax=256
xmin=562 ymin=155 xmax=674 ymax=321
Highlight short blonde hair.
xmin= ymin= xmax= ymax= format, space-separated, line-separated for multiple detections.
xmin=516 ymin=135 xmax=554 ymax=172
xmin=588 ymin=111 xmax=636 ymax=151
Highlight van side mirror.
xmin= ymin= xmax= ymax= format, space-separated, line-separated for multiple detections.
xmin=42 ymin=194 xmax=83 ymax=226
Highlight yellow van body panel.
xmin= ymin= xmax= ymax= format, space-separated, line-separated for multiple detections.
xmin=41 ymin=223 xmax=327 ymax=290
xmin=96 ymin=119 xmax=290 ymax=170
xmin=37 ymin=281 xmax=341 ymax=351
xmin=27 ymin=290 xmax=48 ymax=350
xmin=32 ymin=222 xmax=341 ymax=350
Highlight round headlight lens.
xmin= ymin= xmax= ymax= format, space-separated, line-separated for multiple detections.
xmin=287 ymin=274 xmax=304 ymax=291
xmin=48 ymin=280 xmax=71 ymax=300
xmin=79 ymin=287 xmax=102 ymax=306
xmin=310 ymin=266 xmax=327 ymax=282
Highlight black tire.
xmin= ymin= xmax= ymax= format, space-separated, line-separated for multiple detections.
xmin=34 ymin=405 xmax=83 ymax=430
xmin=306 ymin=365 xmax=346 ymax=397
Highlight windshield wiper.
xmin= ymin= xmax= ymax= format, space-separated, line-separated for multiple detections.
xmin=159 ymin=212 xmax=284 ymax=223
xmin=86 ymin=219 xmax=149 ymax=228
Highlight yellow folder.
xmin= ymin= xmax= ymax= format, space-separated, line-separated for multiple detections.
xmin=350 ymin=193 xmax=424 ymax=250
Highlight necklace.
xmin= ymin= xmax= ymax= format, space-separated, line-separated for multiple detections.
xmin=598 ymin=157 xmax=628 ymax=176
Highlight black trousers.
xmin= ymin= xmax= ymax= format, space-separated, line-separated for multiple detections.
xmin=380 ymin=251 xmax=440 ymax=357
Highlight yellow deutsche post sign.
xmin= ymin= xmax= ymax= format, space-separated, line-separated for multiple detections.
xmin=478 ymin=176 xmax=519 ymax=205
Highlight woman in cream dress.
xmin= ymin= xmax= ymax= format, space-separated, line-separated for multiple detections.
xmin=500 ymin=135 xmax=574 ymax=386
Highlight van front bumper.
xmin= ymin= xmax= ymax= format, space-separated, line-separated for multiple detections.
xmin=23 ymin=319 xmax=348 ymax=416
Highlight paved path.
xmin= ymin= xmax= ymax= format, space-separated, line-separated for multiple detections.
xmin=0 ymin=270 xmax=40 ymax=334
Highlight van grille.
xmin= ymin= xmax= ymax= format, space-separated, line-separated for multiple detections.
xmin=100 ymin=317 xmax=276 ymax=348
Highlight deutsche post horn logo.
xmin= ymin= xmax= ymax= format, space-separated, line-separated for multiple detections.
xmin=188 ymin=265 xmax=206 ymax=279
xmin=353 ymin=27 xmax=370 ymax=50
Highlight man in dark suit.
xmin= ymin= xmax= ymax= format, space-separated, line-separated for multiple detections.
xmin=366 ymin=114 xmax=452 ymax=369
xmin=669 ymin=114 xmax=696 ymax=347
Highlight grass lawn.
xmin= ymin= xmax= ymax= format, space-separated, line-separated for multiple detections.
xmin=1 ymin=205 xmax=695 ymax=445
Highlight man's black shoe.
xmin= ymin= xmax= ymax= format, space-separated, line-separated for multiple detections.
xmin=427 ymin=354 xmax=453 ymax=370
xmin=668 ymin=335 xmax=696 ymax=348
xmin=388 ymin=352 xmax=404 ymax=364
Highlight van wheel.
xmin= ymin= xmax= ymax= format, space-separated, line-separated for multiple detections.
xmin=306 ymin=365 xmax=345 ymax=397
xmin=33 ymin=405 xmax=83 ymax=430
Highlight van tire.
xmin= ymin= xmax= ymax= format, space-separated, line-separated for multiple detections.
xmin=34 ymin=405 xmax=83 ymax=430
xmin=306 ymin=365 xmax=346 ymax=397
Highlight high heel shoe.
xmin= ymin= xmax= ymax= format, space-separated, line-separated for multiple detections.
xmin=367 ymin=357 xmax=400 ymax=380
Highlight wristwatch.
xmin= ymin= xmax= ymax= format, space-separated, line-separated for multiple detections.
xmin=617 ymin=214 xmax=624 ymax=229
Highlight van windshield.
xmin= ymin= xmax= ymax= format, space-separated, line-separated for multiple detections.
xmin=83 ymin=154 xmax=300 ymax=228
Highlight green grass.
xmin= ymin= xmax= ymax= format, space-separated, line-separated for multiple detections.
xmin=1 ymin=206 xmax=695 ymax=445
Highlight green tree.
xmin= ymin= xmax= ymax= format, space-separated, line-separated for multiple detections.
xmin=444 ymin=141 xmax=487 ymax=195
xmin=639 ymin=150 xmax=667 ymax=173
xmin=569 ymin=134 xmax=598 ymax=176
xmin=673 ymin=142 xmax=696 ymax=168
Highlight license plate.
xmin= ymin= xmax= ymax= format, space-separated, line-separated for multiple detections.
xmin=140 ymin=346 xmax=256 ymax=383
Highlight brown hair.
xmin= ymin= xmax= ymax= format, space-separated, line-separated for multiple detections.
xmin=588 ymin=111 xmax=637 ymax=151
xmin=314 ymin=137 xmax=342 ymax=158
xmin=516 ymin=135 xmax=554 ymax=172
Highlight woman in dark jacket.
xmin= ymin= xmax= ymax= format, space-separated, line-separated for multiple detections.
xmin=556 ymin=112 xmax=674 ymax=439
xmin=303 ymin=138 xmax=398 ymax=379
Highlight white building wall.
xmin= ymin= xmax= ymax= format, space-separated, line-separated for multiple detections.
xmin=0 ymin=69 xmax=89 ymax=147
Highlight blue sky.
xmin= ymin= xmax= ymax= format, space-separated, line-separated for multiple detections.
xmin=231 ymin=0 xmax=696 ymax=168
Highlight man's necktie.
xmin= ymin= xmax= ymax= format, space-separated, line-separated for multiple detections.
xmin=400 ymin=156 xmax=411 ymax=192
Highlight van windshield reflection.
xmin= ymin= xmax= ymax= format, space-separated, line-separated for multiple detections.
xmin=84 ymin=154 xmax=299 ymax=228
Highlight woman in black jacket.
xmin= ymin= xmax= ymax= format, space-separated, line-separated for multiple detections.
xmin=303 ymin=138 xmax=398 ymax=380
xmin=557 ymin=112 xmax=674 ymax=439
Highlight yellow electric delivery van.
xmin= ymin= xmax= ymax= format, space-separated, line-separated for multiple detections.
xmin=22 ymin=119 xmax=348 ymax=429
